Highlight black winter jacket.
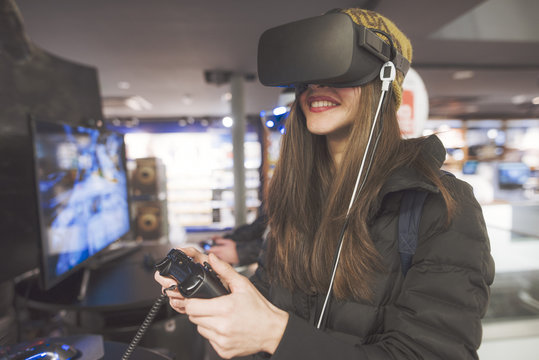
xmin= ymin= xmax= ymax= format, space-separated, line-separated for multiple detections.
xmin=224 ymin=212 xmax=267 ymax=266
xmin=249 ymin=136 xmax=495 ymax=360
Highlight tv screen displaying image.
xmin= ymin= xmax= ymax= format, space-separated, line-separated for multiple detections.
xmin=30 ymin=119 xmax=131 ymax=289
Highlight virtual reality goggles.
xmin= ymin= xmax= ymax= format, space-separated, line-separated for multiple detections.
xmin=257 ymin=12 xmax=410 ymax=88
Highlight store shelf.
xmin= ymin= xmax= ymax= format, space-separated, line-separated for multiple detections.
xmin=125 ymin=128 xmax=263 ymax=233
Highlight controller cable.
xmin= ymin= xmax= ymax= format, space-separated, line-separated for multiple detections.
xmin=316 ymin=60 xmax=396 ymax=329
xmin=121 ymin=284 xmax=177 ymax=360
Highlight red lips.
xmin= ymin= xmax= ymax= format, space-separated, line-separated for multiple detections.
xmin=306 ymin=95 xmax=340 ymax=113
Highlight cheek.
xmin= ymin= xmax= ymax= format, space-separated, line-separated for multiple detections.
xmin=298 ymin=94 xmax=308 ymax=113
xmin=343 ymin=98 xmax=362 ymax=125
xmin=344 ymin=105 xmax=360 ymax=124
xmin=340 ymin=88 xmax=362 ymax=112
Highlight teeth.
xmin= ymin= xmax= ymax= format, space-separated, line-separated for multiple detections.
xmin=311 ymin=100 xmax=337 ymax=108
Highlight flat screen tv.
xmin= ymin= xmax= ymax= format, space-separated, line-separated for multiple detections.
xmin=30 ymin=119 xmax=131 ymax=290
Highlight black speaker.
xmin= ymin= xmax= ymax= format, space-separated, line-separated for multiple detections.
xmin=131 ymin=157 xmax=167 ymax=198
xmin=133 ymin=201 xmax=168 ymax=241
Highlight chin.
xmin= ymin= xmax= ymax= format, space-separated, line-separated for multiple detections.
xmin=307 ymin=125 xmax=331 ymax=135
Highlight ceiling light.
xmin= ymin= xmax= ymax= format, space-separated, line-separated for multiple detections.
xmin=487 ymin=129 xmax=498 ymax=139
xmin=452 ymin=70 xmax=474 ymax=80
xmin=273 ymin=106 xmax=288 ymax=116
xmin=117 ymin=81 xmax=131 ymax=90
xmin=181 ymin=94 xmax=193 ymax=105
xmin=532 ymin=96 xmax=539 ymax=105
xmin=221 ymin=92 xmax=232 ymax=102
xmin=125 ymin=96 xmax=153 ymax=111
xmin=124 ymin=117 xmax=140 ymax=128
xmin=512 ymin=94 xmax=528 ymax=105
xmin=102 ymin=96 xmax=152 ymax=112
xmin=222 ymin=116 xmax=233 ymax=128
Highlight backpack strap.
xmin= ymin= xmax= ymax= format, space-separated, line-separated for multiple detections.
xmin=398 ymin=189 xmax=428 ymax=276
xmin=398 ymin=171 xmax=455 ymax=276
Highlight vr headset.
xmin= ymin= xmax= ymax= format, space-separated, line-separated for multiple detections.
xmin=257 ymin=12 xmax=410 ymax=88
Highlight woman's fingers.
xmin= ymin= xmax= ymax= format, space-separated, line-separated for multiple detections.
xmin=154 ymin=271 xmax=177 ymax=291
xmin=179 ymin=246 xmax=208 ymax=264
xmin=197 ymin=324 xmax=236 ymax=360
xmin=169 ymin=297 xmax=187 ymax=314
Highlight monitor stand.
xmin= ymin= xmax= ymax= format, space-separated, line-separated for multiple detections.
xmin=15 ymin=242 xmax=170 ymax=311
xmin=77 ymin=241 xmax=143 ymax=302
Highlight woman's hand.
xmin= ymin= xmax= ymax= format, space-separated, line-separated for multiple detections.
xmin=155 ymin=248 xmax=289 ymax=359
xmin=188 ymin=253 xmax=288 ymax=358
xmin=154 ymin=247 xmax=208 ymax=314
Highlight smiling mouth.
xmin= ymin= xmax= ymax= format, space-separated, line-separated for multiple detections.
xmin=308 ymin=99 xmax=339 ymax=112
xmin=310 ymin=100 xmax=338 ymax=108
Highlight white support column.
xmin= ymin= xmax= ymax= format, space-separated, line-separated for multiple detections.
xmin=230 ymin=73 xmax=247 ymax=226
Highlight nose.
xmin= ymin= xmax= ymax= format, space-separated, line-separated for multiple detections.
xmin=307 ymin=84 xmax=326 ymax=89
xmin=296 ymin=83 xmax=326 ymax=96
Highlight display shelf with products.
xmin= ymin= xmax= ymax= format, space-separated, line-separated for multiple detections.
xmin=109 ymin=118 xmax=264 ymax=238
xmin=423 ymin=118 xmax=539 ymax=204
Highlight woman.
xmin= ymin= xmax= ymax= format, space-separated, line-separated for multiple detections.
xmin=155 ymin=7 xmax=494 ymax=359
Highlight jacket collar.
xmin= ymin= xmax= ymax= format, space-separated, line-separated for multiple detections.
xmin=371 ymin=135 xmax=446 ymax=214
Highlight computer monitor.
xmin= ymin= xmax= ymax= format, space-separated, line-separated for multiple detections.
xmin=462 ymin=160 xmax=479 ymax=175
xmin=497 ymin=162 xmax=531 ymax=189
xmin=30 ymin=119 xmax=131 ymax=290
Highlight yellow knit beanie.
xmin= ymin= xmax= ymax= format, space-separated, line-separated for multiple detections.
xmin=342 ymin=8 xmax=413 ymax=107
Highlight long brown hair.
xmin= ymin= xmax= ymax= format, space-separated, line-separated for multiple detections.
xmin=265 ymin=80 xmax=455 ymax=301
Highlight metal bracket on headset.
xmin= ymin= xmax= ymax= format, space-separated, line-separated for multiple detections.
xmin=380 ymin=61 xmax=396 ymax=91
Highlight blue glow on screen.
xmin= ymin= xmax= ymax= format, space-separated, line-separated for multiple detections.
xmin=498 ymin=162 xmax=530 ymax=187
xmin=33 ymin=121 xmax=130 ymax=287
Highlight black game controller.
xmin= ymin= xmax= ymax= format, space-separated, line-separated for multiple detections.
xmin=155 ymin=249 xmax=229 ymax=298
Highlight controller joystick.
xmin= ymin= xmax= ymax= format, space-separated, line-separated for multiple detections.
xmin=155 ymin=249 xmax=229 ymax=298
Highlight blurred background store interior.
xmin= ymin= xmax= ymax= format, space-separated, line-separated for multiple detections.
xmin=1 ymin=0 xmax=539 ymax=359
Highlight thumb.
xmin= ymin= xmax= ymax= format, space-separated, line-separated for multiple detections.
xmin=208 ymin=253 xmax=241 ymax=289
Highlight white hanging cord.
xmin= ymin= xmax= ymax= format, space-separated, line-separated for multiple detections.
xmin=316 ymin=62 xmax=396 ymax=329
